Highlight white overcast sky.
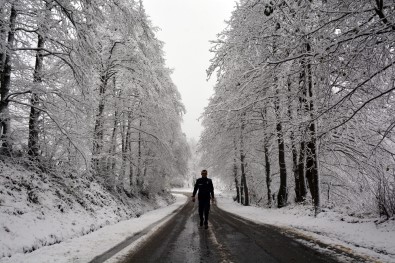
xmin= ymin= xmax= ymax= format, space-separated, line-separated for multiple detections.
xmin=143 ymin=0 xmax=236 ymax=140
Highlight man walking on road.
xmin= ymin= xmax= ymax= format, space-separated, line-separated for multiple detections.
xmin=192 ymin=170 xmax=214 ymax=229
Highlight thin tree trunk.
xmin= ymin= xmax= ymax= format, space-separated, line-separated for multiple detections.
xmin=240 ymin=181 xmax=244 ymax=205
xmin=298 ymin=51 xmax=309 ymax=202
xmin=142 ymin=149 xmax=150 ymax=183
xmin=109 ymin=112 xmax=119 ymax=172
xmin=108 ymin=79 xmax=120 ymax=190
xmin=0 ymin=5 xmax=16 ymax=154
xmin=288 ymin=77 xmax=304 ymax=202
xmin=270 ymin=24 xmax=287 ymax=208
xmin=240 ymin=112 xmax=249 ymax=206
xmin=261 ymin=108 xmax=271 ymax=207
xmin=264 ymin=141 xmax=271 ymax=207
xmin=129 ymin=157 xmax=134 ymax=188
xmin=143 ymin=159 xmax=148 ymax=178
xmin=291 ymin=132 xmax=300 ymax=201
xmin=126 ymin=111 xmax=134 ymax=188
xmin=108 ymin=79 xmax=119 ymax=173
xmin=0 ymin=7 xmax=7 ymax=79
xmin=136 ymin=116 xmax=142 ymax=186
xmin=298 ymin=140 xmax=307 ymax=199
xmin=120 ymin=109 xmax=129 ymax=190
xmin=234 ymin=175 xmax=240 ymax=203
xmin=92 ymin=74 xmax=108 ymax=173
xmin=305 ymin=42 xmax=320 ymax=212
xmin=274 ymin=90 xmax=288 ymax=208
xmin=233 ymin=138 xmax=240 ymax=203
xmin=120 ymin=113 xmax=126 ymax=180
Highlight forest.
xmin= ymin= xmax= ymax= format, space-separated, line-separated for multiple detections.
xmin=3 ymin=0 xmax=395 ymax=260
xmin=0 ymin=0 xmax=189 ymax=197
xmin=200 ymin=0 xmax=395 ymax=217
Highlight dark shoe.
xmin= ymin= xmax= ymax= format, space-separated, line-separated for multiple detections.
xmin=204 ymin=224 xmax=208 ymax=229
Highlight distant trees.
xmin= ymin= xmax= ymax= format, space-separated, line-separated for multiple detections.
xmin=0 ymin=0 xmax=189 ymax=196
xmin=200 ymin=0 xmax=395 ymax=216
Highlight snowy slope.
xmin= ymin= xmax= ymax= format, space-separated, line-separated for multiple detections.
xmin=0 ymin=161 xmax=175 ymax=261
xmin=0 ymin=194 xmax=187 ymax=263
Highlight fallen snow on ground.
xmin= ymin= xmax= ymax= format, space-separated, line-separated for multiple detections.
xmin=216 ymin=193 xmax=395 ymax=263
xmin=2 ymin=185 xmax=394 ymax=263
xmin=0 ymin=160 xmax=176 ymax=261
xmin=0 ymin=194 xmax=187 ymax=263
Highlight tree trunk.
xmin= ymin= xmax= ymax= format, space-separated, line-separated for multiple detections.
xmin=298 ymin=50 xmax=309 ymax=203
xmin=108 ymin=79 xmax=119 ymax=173
xmin=298 ymin=140 xmax=307 ymax=200
xmin=92 ymin=74 xmax=108 ymax=174
xmin=234 ymin=176 xmax=240 ymax=203
xmin=288 ymin=76 xmax=304 ymax=202
xmin=120 ymin=111 xmax=126 ymax=183
xmin=233 ymin=138 xmax=240 ymax=203
xmin=126 ymin=111 xmax=134 ymax=188
xmin=240 ymin=113 xmax=249 ymax=206
xmin=108 ymin=78 xmax=120 ymax=189
xmin=305 ymin=42 xmax=320 ymax=212
xmin=274 ymin=90 xmax=288 ymax=208
xmin=0 ymin=7 xmax=7 ymax=78
xmin=261 ymin=108 xmax=271 ymax=207
xmin=264 ymin=142 xmax=271 ymax=207
xmin=0 ymin=5 xmax=16 ymax=154
xmin=28 ymin=3 xmax=50 ymax=158
xmin=291 ymin=132 xmax=300 ymax=201
xmin=109 ymin=112 xmax=118 ymax=172
xmin=143 ymin=159 xmax=148 ymax=178
xmin=136 ymin=116 xmax=142 ymax=186
xmin=240 ymin=182 xmax=244 ymax=205
xmin=269 ymin=23 xmax=287 ymax=208
xmin=305 ymin=125 xmax=320 ymax=210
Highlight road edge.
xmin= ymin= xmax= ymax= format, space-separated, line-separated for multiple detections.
xmin=89 ymin=193 xmax=189 ymax=263
xmin=214 ymin=204 xmax=383 ymax=263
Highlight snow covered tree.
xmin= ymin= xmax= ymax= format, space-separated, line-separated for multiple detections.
xmin=0 ymin=0 xmax=189 ymax=197
xmin=201 ymin=0 xmax=395 ymax=216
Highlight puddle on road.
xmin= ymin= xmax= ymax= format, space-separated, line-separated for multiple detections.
xmin=163 ymin=205 xmax=222 ymax=263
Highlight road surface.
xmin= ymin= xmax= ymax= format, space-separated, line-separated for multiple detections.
xmin=119 ymin=197 xmax=367 ymax=263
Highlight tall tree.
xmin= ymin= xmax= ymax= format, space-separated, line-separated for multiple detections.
xmin=28 ymin=1 xmax=52 ymax=159
xmin=0 ymin=3 xmax=16 ymax=154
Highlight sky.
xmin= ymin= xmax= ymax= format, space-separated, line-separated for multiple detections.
xmin=143 ymin=0 xmax=236 ymax=140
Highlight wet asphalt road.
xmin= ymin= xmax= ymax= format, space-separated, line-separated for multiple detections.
xmin=120 ymin=197 xmax=366 ymax=263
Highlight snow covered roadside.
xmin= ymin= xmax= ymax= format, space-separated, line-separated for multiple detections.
xmin=0 ymin=194 xmax=187 ymax=263
xmin=216 ymin=194 xmax=395 ymax=263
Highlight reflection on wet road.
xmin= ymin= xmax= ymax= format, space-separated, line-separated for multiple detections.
xmin=122 ymin=198 xmax=223 ymax=262
xmin=121 ymin=197 xmax=362 ymax=263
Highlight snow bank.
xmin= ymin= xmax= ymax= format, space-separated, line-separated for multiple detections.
xmin=0 ymin=194 xmax=187 ymax=263
xmin=0 ymin=161 xmax=175 ymax=260
xmin=216 ymin=193 xmax=395 ymax=263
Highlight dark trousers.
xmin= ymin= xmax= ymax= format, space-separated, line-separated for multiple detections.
xmin=198 ymin=198 xmax=210 ymax=224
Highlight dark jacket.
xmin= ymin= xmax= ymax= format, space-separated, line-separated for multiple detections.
xmin=193 ymin=177 xmax=214 ymax=200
